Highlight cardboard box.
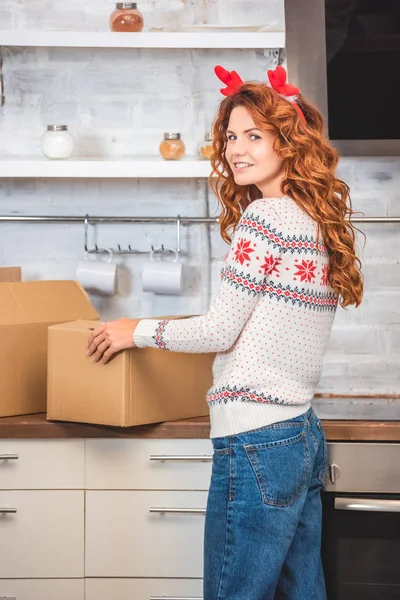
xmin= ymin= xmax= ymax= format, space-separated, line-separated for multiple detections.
xmin=0 ymin=281 xmax=99 ymax=418
xmin=0 ymin=266 xmax=21 ymax=282
xmin=47 ymin=319 xmax=215 ymax=427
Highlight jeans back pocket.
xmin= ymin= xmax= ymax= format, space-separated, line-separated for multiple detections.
xmin=244 ymin=430 xmax=310 ymax=508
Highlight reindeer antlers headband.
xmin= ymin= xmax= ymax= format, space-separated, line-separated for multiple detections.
xmin=214 ymin=64 xmax=306 ymax=122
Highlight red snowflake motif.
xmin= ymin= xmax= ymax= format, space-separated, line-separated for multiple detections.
xmin=321 ymin=264 xmax=329 ymax=285
xmin=233 ymin=238 xmax=255 ymax=265
xmin=294 ymin=259 xmax=317 ymax=283
xmin=260 ymin=254 xmax=282 ymax=276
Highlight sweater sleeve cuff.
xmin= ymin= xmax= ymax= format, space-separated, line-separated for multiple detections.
xmin=133 ymin=319 xmax=165 ymax=349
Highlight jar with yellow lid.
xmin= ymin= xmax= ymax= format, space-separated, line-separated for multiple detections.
xmin=109 ymin=2 xmax=144 ymax=32
xmin=199 ymin=132 xmax=214 ymax=160
xmin=159 ymin=133 xmax=186 ymax=161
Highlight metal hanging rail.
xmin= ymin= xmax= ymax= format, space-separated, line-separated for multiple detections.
xmin=0 ymin=215 xmax=398 ymax=223
xmin=0 ymin=214 xmax=398 ymax=256
xmin=0 ymin=214 xmax=220 ymax=256
xmin=0 ymin=215 xmax=218 ymax=223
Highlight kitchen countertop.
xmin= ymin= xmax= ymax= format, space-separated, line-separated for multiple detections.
xmin=0 ymin=413 xmax=399 ymax=441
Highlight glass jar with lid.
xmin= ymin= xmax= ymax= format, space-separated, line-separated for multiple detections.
xmin=159 ymin=133 xmax=186 ymax=161
xmin=199 ymin=132 xmax=214 ymax=160
xmin=109 ymin=2 xmax=144 ymax=32
xmin=41 ymin=125 xmax=74 ymax=159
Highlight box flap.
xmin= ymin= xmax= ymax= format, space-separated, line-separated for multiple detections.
xmin=0 ymin=281 xmax=99 ymax=325
xmin=49 ymin=319 xmax=100 ymax=332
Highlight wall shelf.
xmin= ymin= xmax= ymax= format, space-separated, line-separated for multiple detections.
xmin=0 ymin=157 xmax=213 ymax=178
xmin=0 ymin=30 xmax=285 ymax=49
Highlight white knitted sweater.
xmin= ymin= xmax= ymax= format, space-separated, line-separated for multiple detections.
xmin=134 ymin=197 xmax=338 ymax=438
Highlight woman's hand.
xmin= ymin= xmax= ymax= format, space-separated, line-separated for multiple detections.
xmin=87 ymin=318 xmax=141 ymax=364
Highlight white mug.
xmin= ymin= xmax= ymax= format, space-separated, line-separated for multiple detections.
xmin=142 ymin=248 xmax=183 ymax=295
xmin=76 ymin=248 xmax=117 ymax=295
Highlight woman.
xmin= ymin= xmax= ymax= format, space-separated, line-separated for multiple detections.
xmin=87 ymin=65 xmax=363 ymax=599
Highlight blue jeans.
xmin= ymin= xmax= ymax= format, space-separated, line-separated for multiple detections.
xmin=203 ymin=407 xmax=328 ymax=600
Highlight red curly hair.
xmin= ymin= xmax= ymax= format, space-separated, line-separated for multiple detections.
xmin=209 ymin=81 xmax=364 ymax=308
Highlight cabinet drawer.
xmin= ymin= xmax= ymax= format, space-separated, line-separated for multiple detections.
xmin=0 ymin=440 xmax=84 ymax=489
xmin=85 ymin=490 xmax=207 ymax=577
xmin=86 ymin=578 xmax=203 ymax=600
xmin=86 ymin=439 xmax=213 ymax=490
xmin=0 ymin=579 xmax=84 ymax=600
xmin=0 ymin=491 xmax=84 ymax=578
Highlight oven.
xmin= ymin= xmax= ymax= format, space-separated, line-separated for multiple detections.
xmin=322 ymin=443 xmax=400 ymax=599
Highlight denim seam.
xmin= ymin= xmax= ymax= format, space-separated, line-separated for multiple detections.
xmin=215 ymin=501 xmax=234 ymax=600
xmin=316 ymin=420 xmax=328 ymax=484
xmin=318 ymin=441 xmax=328 ymax=485
xmin=213 ymin=447 xmax=230 ymax=455
xmin=309 ymin=422 xmax=318 ymax=453
xmin=242 ymin=429 xmax=306 ymax=451
xmin=216 ymin=441 xmax=234 ymax=600
xmin=228 ymin=436 xmax=233 ymax=502
xmin=236 ymin=421 xmax=305 ymax=442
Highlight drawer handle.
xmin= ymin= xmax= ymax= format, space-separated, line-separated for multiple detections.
xmin=335 ymin=498 xmax=400 ymax=513
xmin=149 ymin=507 xmax=206 ymax=515
xmin=0 ymin=454 xmax=19 ymax=460
xmin=0 ymin=597 xmax=17 ymax=599
xmin=149 ymin=455 xmax=212 ymax=462
xmin=0 ymin=508 xmax=17 ymax=514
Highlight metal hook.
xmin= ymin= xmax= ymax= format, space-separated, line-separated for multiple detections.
xmin=84 ymin=214 xmax=89 ymax=252
xmin=176 ymin=215 xmax=181 ymax=253
xmin=150 ymin=216 xmax=182 ymax=255
xmin=83 ymin=213 xmax=183 ymax=256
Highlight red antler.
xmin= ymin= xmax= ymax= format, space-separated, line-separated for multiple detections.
xmin=214 ymin=65 xmax=244 ymax=97
xmin=267 ymin=65 xmax=300 ymax=97
xmin=267 ymin=65 xmax=305 ymax=121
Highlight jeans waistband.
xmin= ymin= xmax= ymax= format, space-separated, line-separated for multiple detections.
xmin=212 ymin=407 xmax=318 ymax=446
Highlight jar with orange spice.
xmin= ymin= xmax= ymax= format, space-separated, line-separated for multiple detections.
xmin=199 ymin=132 xmax=214 ymax=160
xmin=159 ymin=133 xmax=186 ymax=161
xmin=109 ymin=3 xmax=144 ymax=32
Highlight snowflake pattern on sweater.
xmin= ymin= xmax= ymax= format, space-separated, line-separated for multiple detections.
xmin=133 ymin=197 xmax=338 ymax=438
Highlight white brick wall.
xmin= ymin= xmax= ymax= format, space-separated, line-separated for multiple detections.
xmin=0 ymin=1 xmax=399 ymax=397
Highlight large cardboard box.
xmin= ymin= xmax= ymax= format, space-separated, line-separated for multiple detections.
xmin=0 ymin=281 xmax=99 ymax=418
xmin=47 ymin=319 xmax=215 ymax=427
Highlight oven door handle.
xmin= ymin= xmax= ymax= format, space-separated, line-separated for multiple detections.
xmin=335 ymin=497 xmax=400 ymax=512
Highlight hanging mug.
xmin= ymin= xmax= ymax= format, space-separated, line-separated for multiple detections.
xmin=142 ymin=247 xmax=183 ymax=295
xmin=76 ymin=248 xmax=117 ymax=295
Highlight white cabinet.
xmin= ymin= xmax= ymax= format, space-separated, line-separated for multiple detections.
xmin=86 ymin=438 xmax=213 ymax=490
xmin=0 ymin=437 xmax=211 ymax=587
xmin=85 ymin=490 xmax=208 ymax=578
xmin=0 ymin=491 xmax=84 ymax=578
xmin=0 ymin=579 xmax=84 ymax=600
xmin=85 ymin=578 xmax=203 ymax=600
xmin=0 ymin=440 xmax=85 ymax=489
